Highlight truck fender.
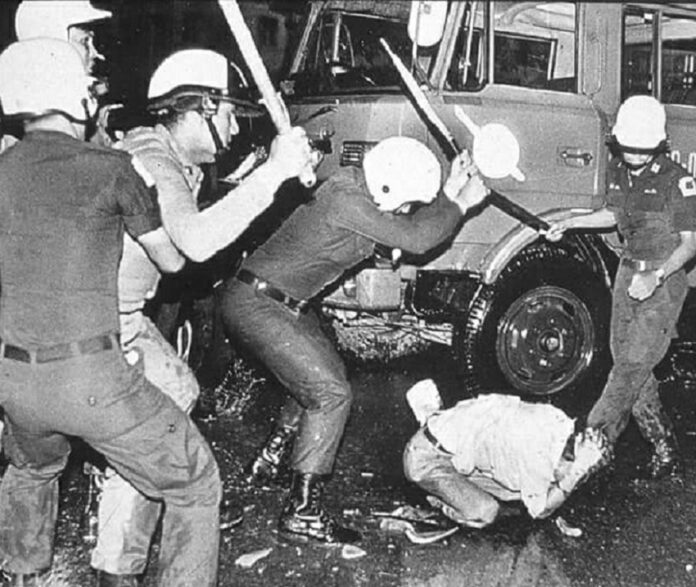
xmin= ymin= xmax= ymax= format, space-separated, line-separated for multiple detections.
xmin=477 ymin=207 xmax=605 ymax=285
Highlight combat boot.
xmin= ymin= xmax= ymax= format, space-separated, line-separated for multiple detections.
xmin=647 ymin=434 xmax=683 ymax=480
xmin=635 ymin=404 xmax=683 ymax=480
xmin=244 ymin=425 xmax=297 ymax=488
xmin=278 ymin=472 xmax=361 ymax=545
xmin=94 ymin=570 xmax=141 ymax=587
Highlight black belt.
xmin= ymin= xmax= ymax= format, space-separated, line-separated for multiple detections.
xmin=236 ymin=268 xmax=308 ymax=313
xmin=0 ymin=332 xmax=119 ymax=364
xmin=622 ymin=258 xmax=663 ymax=271
xmin=423 ymin=425 xmax=453 ymax=455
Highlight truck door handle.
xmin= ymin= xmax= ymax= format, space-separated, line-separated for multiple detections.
xmin=559 ymin=148 xmax=594 ymax=167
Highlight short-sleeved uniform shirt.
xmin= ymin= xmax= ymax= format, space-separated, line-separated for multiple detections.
xmin=605 ymin=154 xmax=696 ymax=261
xmin=242 ymin=166 xmax=464 ymax=301
xmin=116 ymin=125 xmax=202 ymax=315
xmin=428 ymin=394 xmax=575 ymax=518
xmin=0 ymin=131 xmax=161 ymax=347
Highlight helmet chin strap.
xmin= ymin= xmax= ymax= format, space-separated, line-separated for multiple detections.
xmin=205 ymin=114 xmax=224 ymax=154
xmin=623 ymin=152 xmax=658 ymax=172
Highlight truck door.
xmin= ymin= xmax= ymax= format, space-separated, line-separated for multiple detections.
xmin=285 ymin=3 xmax=428 ymax=177
xmin=424 ymin=1 xmax=609 ymax=271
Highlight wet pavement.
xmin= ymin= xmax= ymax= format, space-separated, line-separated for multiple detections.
xmin=34 ymin=347 xmax=696 ymax=586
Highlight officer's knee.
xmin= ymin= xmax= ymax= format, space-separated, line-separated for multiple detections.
xmin=317 ymin=379 xmax=353 ymax=411
xmin=190 ymin=452 xmax=222 ymax=508
xmin=167 ymin=441 xmax=222 ymax=509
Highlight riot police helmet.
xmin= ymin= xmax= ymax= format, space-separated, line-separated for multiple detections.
xmin=362 ymin=137 xmax=442 ymax=212
xmin=612 ymin=95 xmax=667 ymax=153
xmin=0 ymin=38 xmax=98 ymax=123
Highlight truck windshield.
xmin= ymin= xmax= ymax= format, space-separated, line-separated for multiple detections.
xmin=290 ymin=9 xmax=421 ymax=95
xmin=288 ymin=1 xmax=577 ymax=97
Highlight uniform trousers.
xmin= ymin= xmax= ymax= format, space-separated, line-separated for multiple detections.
xmin=218 ymin=279 xmax=353 ymax=476
xmin=90 ymin=314 xmax=201 ymax=576
xmin=588 ymin=261 xmax=687 ymax=443
xmin=0 ymin=345 xmax=220 ymax=587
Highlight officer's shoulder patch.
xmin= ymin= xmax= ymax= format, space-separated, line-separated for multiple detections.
xmin=130 ymin=155 xmax=155 ymax=188
xmin=679 ymin=176 xmax=696 ymax=197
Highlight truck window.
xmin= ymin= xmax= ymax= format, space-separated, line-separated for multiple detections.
xmin=622 ymin=7 xmax=696 ymax=105
xmin=622 ymin=8 xmax=658 ymax=98
xmin=292 ymin=9 xmax=419 ymax=95
xmin=446 ymin=1 xmax=577 ymax=93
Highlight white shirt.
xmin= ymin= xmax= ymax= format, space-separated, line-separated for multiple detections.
xmin=428 ymin=394 xmax=575 ymax=518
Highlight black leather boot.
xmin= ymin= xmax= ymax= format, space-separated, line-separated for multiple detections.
xmin=245 ymin=425 xmax=297 ymax=488
xmin=635 ymin=404 xmax=683 ymax=480
xmin=278 ymin=472 xmax=361 ymax=545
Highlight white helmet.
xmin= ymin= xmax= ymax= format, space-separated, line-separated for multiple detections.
xmin=0 ymin=39 xmax=97 ymax=122
xmin=15 ymin=0 xmax=112 ymax=41
xmin=363 ymin=137 xmax=441 ymax=211
xmin=147 ymin=49 xmax=258 ymax=115
xmin=612 ymin=95 xmax=667 ymax=151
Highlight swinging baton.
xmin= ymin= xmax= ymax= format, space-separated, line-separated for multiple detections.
xmin=217 ymin=0 xmax=318 ymax=187
xmin=379 ymin=38 xmax=548 ymax=231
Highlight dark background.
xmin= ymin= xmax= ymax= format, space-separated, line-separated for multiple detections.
xmin=0 ymin=0 xmax=308 ymax=113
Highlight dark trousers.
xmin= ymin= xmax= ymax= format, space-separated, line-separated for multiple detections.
xmin=588 ymin=261 xmax=687 ymax=443
xmin=218 ymin=280 xmax=353 ymax=475
xmin=0 ymin=348 xmax=221 ymax=586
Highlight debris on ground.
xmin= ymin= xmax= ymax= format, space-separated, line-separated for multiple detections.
xmin=374 ymin=505 xmax=458 ymax=544
xmin=341 ymin=544 xmax=368 ymax=560
xmin=404 ymin=525 xmax=458 ymax=545
xmin=235 ymin=547 xmax=273 ymax=569
xmin=555 ymin=516 xmax=583 ymax=538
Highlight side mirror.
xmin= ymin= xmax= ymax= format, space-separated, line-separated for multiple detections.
xmin=408 ymin=0 xmax=448 ymax=48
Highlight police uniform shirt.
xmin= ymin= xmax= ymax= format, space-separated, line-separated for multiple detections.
xmin=115 ymin=125 xmax=202 ymax=317
xmin=605 ymin=153 xmax=696 ymax=261
xmin=427 ymin=394 xmax=575 ymax=518
xmin=0 ymin=131 xmax=161 ymax=347
xmin=242 ymin=166 xmax=464 ymax=302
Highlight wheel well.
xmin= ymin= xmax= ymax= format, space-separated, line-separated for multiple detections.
xmin=453 ymin=235 xmax=614 ymax=402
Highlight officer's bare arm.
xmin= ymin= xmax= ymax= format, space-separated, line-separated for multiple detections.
xmin=545 ymin=208 xmax=617 ymax=242
xmin=136 ymin=227 xmax=185 ymax=273
xmin=563 ymin=208 xmax=617 ymax=230
xmin=159 ymin=129 xmax=312 ymax=263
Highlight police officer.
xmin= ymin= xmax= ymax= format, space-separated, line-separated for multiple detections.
xmin=219 ymin=137 xmax=489 ymax=544
xmin=15 ymin=0 xmax=119 ymax=146
xmin=0 ymin=39 xmax=220 ymax=587
xmin=15 ymin=0 xmax=111 ymax=74
xmin=89 ymin=48 xmax=314 ymax=585
xmin=546 ymin=95 xmax=696 ymax=478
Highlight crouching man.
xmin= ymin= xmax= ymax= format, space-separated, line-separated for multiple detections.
xmin=403 ymin=380 xmax=610 ymax=528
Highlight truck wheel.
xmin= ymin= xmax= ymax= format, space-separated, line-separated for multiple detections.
xmin=454 ymin=241 xmax=612 ymax=403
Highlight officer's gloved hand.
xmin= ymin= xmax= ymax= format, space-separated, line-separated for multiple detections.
xmin=542 ymin=220 xmax=570 ymax=242
xmin=628 ymin=270 xmax=660 ymax=301
xmin=266 ymin=126 xmax=315 ymax=182
xmin=444 ymin=151 xmax=489 ymax=213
